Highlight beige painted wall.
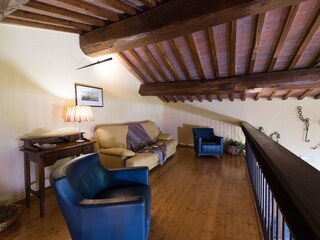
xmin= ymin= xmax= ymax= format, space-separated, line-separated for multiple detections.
xmin=163 ymin=99 xmax=320 ymax=170
xmin=0 ymin=24 xmax=163 ymax=204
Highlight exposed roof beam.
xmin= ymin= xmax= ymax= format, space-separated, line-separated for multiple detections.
xmin=254 ymin=92 xmax=261 ymax=101
xmin=288 ymin=7 xmax=320 ymax=69
xmin=139 ymin=68 xmax=320 ymax=96
xmin=10 ymin=10 xmax=93 ymax=31
xmin=22 ymin=1 xmax=105 ymax=26
xmin=117 ymin=52 xmax=148 ymax=83
xmin=185 ymin=34 xmax=205 ymax=79
xmin=315 ymin=93 xmax=320 ymax=99
xmin=80 ymin=0 xmax=306 ymax=56
xmin=298 ymin=89 xmax=313 ymax=100
xmin=217 ymin=94 xmax=223 ymax=102
xmin=248 ymin=13 xmax=265 ymax=74
xmin=283 ymin=90 xmax=293 ymax=100
xmin=89 ymin=0 xmax=138 ymax=15
xmin=169 ymin=39 xmax=191 ymax=80
xmin=268 ymin=91 xmax=277 ymax=101
xmin=2 ymin=17 xmax=82 ymax=34
xmin=154 ymin=43 xmax=180 ymax=81
xmin=138 ymin=0 xmax=156 ymax=8
xmin=267 ymin=4 xmax=298 ymax=72
xmin=206 ymin=27 xmax=220 ymax=78
xmin=242 ymin=91 xmax=247 ymax=101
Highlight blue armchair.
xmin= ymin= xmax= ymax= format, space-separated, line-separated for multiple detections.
xmin=192 ymin=128 xmax=224 ymax=158
xmin=49 ymin=153 xmax=151 ymax=240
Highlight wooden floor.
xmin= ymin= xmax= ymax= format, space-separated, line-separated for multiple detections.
xmin=0 ymin=147 xmax=262 ymax=240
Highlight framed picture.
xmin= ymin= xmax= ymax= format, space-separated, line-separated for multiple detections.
xmin=75 ymin=84 xmax=103 ymax=107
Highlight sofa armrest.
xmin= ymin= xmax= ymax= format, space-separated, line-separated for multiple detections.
xmin=108 ymin=167 xmax=149 ymax=186
xmin=157 ymin=133 xmax=173 ymax=141
xmin=212 ymin=136 xmax=224 ymax=146
xmin=100 ymin=148 xmax=135 ymax=158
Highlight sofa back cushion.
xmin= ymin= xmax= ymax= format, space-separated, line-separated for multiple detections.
xmin=95 ymin=121 xmax=160 ymax=149
xmin=95 ymin=124 xmax=128 ymax=149
xmin=139 ymin=121 xmax=160 ymax=142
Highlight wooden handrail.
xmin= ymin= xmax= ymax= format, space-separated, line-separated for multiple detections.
xmin=241 ymin=122 xmax=320 ymax=240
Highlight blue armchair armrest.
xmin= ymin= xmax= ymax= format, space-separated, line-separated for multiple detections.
xmin=108 ymin=166 xmax=149 ymax=186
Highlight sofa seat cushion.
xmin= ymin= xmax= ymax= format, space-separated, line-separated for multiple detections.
xmin=126 ymin=153 xmax=159 ymax=168
xmin=157 ymin=134 xmax=172 ymax=141
xmin=96 ymin=184 xmax=151 ymax=234
xmin=100 ymin=148 xmax=135 ymax=157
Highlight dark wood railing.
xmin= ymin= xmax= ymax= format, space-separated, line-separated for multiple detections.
xmin=241 ymin=122 xmax=320 ymax=240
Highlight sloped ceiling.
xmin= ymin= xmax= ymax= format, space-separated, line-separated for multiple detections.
xmin=1 ymin=0 xmax=320 ymax=102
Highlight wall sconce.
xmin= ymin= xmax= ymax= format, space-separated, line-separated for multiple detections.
xmin=65 ymin=105 xmax=94 ymax=142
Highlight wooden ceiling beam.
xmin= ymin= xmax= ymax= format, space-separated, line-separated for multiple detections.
xmin=10 ymin=10 xmax=93 ymax=31
xmin=315 ymin=93 xmax=320 ymax=99
xmin=2 ymin=17 xmax=82 ymax=34
xmin=248 ymin=13 xmax=265 ymax=74
xmin=118 ymin=52 xmax=149 ymax=83
xmin=90 ymin=0 xmax=138 ymax=15
xmin=242 ymin=91 xmax=247 ymax=101
xmin=206 ymin=95 xmax=213 ymax=102
xmin=186 ymin=96 xmax=193 ymax=102
xmin=154 ymin=43 xmax=180 ymax=81
xmin=169 ymin=39 xmax=192 ymax=80
xmin=139 ymin=68 xmax=320 ymax=96
xmin=80 ymin=0 xmax=306 ymax=56
xmin=283 ymin=90 xmax=293 ymax=100
xmin=141 ymin=46 xmax=169 ymax=82
xmin=288 ymin=7 xmax=320 ymax=69
xmin=230 ymin=21 xmax=237 ymax=76
xmin=138 ymin=0 xmax=156 ymax=8
xmin=254 ymin=92 xmax=261 ymax=101
xmin=23 ymin=1 xmax=105 ymax=26
xmin=229 ymin=93 xmax=234 ymax=102
xmin=195 ymin=95 xmax=203 ymax=102
xmin=267 ymin=4 xmax=298 ymax=72
xmin=185 ymin=34 xmax=205 ymax=79
xmin=128 ymin=49 xmax=160 ymax=82
xmin=36 ymin=0 xmax=120 ymax=21
xmin=268 ymin=91 xmax=277 ymax=101
xmin=298 ymin=89 xmax=313 ymax=100
xmin=217 ymin=94 xmax=223 ymax=102
xmin=206 ymin=27 xmax=220 ymax=78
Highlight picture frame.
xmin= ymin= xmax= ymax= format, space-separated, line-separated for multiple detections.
xmin=75 ymin=84 xmax=103 ymax=107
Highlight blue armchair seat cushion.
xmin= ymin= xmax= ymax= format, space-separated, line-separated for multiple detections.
xmin=96 ymin=184 xmax=151 ymax=233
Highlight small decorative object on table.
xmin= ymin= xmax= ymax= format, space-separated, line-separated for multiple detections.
xmin=0 ymin=204 xmax=22 ymax=232
xmin=225 ymin=139 xmax=245 ymax=156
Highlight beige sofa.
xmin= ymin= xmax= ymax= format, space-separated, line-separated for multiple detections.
xmin=94 ymin=121 xmax=178 ymax=170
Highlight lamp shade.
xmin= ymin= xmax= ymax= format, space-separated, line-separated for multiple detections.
xmin=65 ymin=106 xmax=94 ymax=122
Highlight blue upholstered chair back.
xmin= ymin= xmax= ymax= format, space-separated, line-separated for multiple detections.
xmin=192 ymin=128 xmax=224 ymax=158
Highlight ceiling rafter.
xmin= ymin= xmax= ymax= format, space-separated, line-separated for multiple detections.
xmin=80 ymin=0 xmax=306 ymax=56
xmin=242 ymin=92 xmax=247 ymax=101
xmin=206 ymin=27 xmax=220 ymax=78
xmin=298 ymin=89 xmax=313 ymax=100
xmin=22 ymin=1 xmax=105 ymax=26
xmin=128 ymin=49 xmax=160 ymax=82
xmin=254 ymin=92 xmax=261 ymax=101
xmin=186 ymin=96 xmax=193 ymax=102
xmin=229 ymin=93 xmax=234 ymax=102
xmin=117 ymin=52 xmax=148 ymax=83
xmin=315 ymin=93 xmax=320 ymax=99
xmin=36 ymin=0 xmax=120 ymax=21
xmin=217 ymin=94 xmax=223 ymax=102
xmin=9 ymin=10 xmax=92 ymax=31
xmin=268 ymin=91 xmax=277 ymax=101
xmin=195 ymin=95 xmax=203 ymax=102
xmin=141 ymin=46 xmax=170 ymax=82
xmin=2 ymin=17 xmax=82 ymax=33
xmin=88 ymin=0 xmax=138 ymax=15
xmin=169 ymin=39 xmax=192 ymax=80
xmin=184 ymin=34 xmax=205 ymax=79
xmin=283 ymin=90 xmax=293 ymax=100
xmin=138 ymin=0 xmax=156 ymax=8
xmin=248 ymin=13 xmax=266 ymax=74
xmin=139 ymin=68 xmax=320 ymax=96
xmin=288 ymin=6 xmax=320 ymax=70
xmin=154 ymin=43 xmax=180 ymax=81
xmin=230 ymin=21 xmax=237 ymax=76
xmin=267 ymin=4 xmax=299 ymax=72
xmin=206 ymin=95 xmax=213 ymax=102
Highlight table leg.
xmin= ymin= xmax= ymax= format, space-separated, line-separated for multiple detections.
xmin=38 ymin=160 xmax=45 ymax=217
xmin=24 ymin=153 xmax=30 ymax=208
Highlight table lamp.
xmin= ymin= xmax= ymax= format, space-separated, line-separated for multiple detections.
xmin=65 ymin=105 xmax=94 ymax=142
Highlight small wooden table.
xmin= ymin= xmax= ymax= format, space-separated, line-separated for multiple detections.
xmin=20 ymin=133 xmax=95 ymax=217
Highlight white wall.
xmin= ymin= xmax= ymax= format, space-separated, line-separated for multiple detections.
xmin=163 ymin=99 xmax=320 ymax=170
xmin=0 ymin=24 xmax=163 ymax=204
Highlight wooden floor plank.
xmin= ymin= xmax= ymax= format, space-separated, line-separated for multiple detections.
xmin=0 ymin=147 xmax=262 ymax=240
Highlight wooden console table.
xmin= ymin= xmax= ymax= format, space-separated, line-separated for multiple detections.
xmin=20 ymin=133 xmax=95 ymax=217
